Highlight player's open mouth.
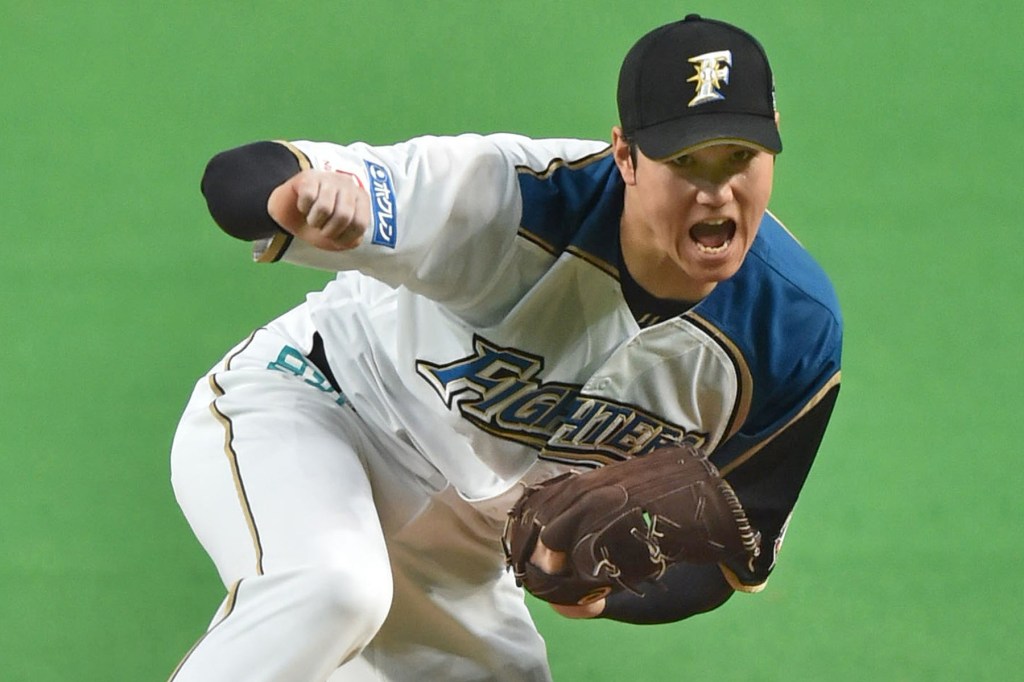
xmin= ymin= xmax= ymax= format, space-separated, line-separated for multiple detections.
xmin=690 ymin=219 xmax=736 ymax=255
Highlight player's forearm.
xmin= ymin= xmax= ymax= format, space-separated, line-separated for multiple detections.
xmin=599 ymin=562 xmax=734 ymax=624
xmin=201 ymin=141 xmax=302 ymax=240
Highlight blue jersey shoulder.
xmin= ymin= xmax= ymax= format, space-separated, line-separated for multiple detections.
xmin=747 ymin=212 xmax=841 ymax=322
xmin=515 ymin=151 xmax=622 ymax=269
xmin=696 ymin=213 xmax=843 ymax=437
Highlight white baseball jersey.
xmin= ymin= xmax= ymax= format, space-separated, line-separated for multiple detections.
xmin=256 ymin=133 xmax=842 ymax=589
xmin=171 ymin=132 xmax=841 ymax=680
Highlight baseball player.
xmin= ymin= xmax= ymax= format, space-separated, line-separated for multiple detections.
xmin=169 ymin=14 xmax=841 ymax=682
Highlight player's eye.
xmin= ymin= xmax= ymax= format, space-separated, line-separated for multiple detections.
xmin=670 ymin=154 xmax=694 ymax=168
xmin=731 ymin=149 xmax=756 ymax=164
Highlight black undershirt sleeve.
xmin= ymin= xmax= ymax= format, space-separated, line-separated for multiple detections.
xmin=200 ymin=141 xmax=303 ymax=241
xmin=599 ymin=384 xmax=840 ymax=624
xmin=720 ymin=384 xmax=840 ymax=586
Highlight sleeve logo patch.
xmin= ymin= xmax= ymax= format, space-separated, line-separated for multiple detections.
xmin=365 ymin=160 xmax=397 ymax=248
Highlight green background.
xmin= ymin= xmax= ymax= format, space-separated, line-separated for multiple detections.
xmin=2 ymin=1 xmax=1021 ymax=680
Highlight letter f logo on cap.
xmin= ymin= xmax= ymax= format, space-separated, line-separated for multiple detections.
xmin=687 ymin=50 xmax=732 ymax=106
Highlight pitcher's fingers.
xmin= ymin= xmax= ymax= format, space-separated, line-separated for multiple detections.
xmin=329 ymin=185 xmax=370 ymax=249
xmin=304 ymin=182 xmax=340 ymax=230
xmin=294 ymin=172 xmax=322 ymax=216
xmin=530 ymin=539 xmax=568 ymax=575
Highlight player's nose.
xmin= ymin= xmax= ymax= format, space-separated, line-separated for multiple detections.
xmin=694 ymin=177 xmax=734 ymax=207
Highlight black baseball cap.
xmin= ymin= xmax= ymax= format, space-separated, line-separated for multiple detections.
xmin=617 ymin=14 xmax=782 ymax=160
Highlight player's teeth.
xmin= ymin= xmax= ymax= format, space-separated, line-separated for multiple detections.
xmin=695 ymin=238 xmax=731 ymax=254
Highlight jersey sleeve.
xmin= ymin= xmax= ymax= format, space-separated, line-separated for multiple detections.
xmin=257 ymin=134 xmax=609 ymax=310
xmin=717 ymin=379 xmax=840 ymax=591
xmin=711 ymin=302 xmax=843 ymax=592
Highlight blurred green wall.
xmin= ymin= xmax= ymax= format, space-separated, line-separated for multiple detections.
xmin=2 ymin=2 xmax=1021 ymax=680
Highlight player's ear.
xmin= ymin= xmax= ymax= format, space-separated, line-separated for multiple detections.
xmin=611 ymin=126 xmax=637 ymax=186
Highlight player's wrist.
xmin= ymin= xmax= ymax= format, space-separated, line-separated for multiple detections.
xmin=550 ymin=599 xmax=605 ymax=619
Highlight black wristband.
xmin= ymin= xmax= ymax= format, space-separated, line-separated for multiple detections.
xmin=200 ymin=141 xmax=302 ymax=241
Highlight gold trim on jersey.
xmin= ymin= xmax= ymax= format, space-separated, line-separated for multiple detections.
xmin=274 ymin=140 xmax=313 ymax=171
xmin=566 ymin=244 xmax=619 ymax=279
xmin=516 ymin=227 xmax=558 ymax=256
xmin=514 ymin=230 xmax=621 ymax=280
xmin=254 ymin=232 xmax=292 ymax=263
xmin=719 ymin=371 xmax=842 ymax=477
xmin=254 ymin=141 xmax=313 ymax=263
xmin=681 ymin=312 xmax=754 ymax=445
xmin=514 ymin=145 xmax=613 ymax=179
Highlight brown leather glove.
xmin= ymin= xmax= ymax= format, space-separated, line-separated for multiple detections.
xmin=503 ymin=443 xmax=761 ymax=606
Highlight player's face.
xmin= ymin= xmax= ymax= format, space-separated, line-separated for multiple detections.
xmin=614 ymin=128 xmax=775 ymax=301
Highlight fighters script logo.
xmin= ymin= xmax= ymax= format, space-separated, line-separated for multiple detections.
xmin=416 ymin=335 xmax=700 ymax=465
xmin=687 ymin=50 xmax=732 ymax=106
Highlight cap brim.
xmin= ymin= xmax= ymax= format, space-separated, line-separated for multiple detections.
xmin=633 ymin=113 xmax=782 ymax=161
